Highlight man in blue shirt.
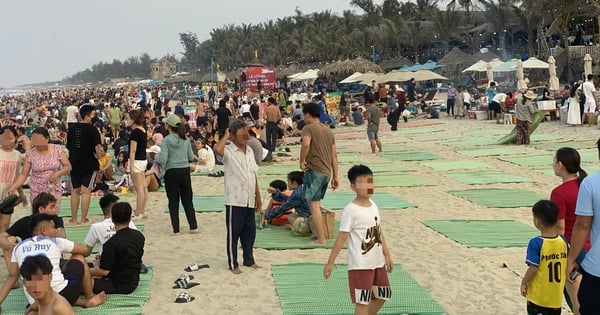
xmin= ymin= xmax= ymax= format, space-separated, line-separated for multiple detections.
xmin=567 ymin=139 xmax=600 ymax=314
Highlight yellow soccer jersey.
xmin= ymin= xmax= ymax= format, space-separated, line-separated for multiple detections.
xmin=525 ymin=235 xmax=569 ymax=308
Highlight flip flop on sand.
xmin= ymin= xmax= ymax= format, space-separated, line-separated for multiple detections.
xmin=184 ymin=263 xmax=210 ymax=272
xmin=173 ymin=274 xmax=194 ymax=284
xmin=174 ymin=292 xmax=195 ymax=303
xmin=172 ymin=276 xmax=200 ymax=289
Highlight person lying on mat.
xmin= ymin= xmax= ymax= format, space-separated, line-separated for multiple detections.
xmin=263 ymin=171 xmax=311 ymax=236
xmin=90 ymin=202 xmax=144 ymax=294
xmin=83 ymin=194 xmax=137 ymax=256
xmin=0 ymin=213 xmax=107 ymax=309
xmin=0 ymin=193 xmax=65 ymax=272
xmin=20 ymin=254 xmax=75 ymax=315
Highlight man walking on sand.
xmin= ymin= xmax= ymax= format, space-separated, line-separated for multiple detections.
xmin=365 ymin=96 xmax=382 ymax=153
xmin=582 ymin=74 xmax=598 ymax=127
xmin=299 ymin=103 xmax=339 ymax=244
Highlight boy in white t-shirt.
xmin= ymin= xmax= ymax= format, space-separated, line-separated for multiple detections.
xmin=324 ymin=165 xmax=393 ymax=315
xmin=84 ymin=194 xmax=136 ymax=256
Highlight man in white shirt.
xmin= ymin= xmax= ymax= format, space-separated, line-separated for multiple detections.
xmin=491 ymin=92 xmax=513 ymax=124
xmin=66 ymin=101 xmax=79 ymax=129
xmin=0 ymin=214 xmax=107 ymax=309
xmin=582 ymin=74 xmax=598 ymax=126
xmin=214 ymin=119 xmax=262 ymax=275
xmin=84 ymin=194 xmax=136 ymax=256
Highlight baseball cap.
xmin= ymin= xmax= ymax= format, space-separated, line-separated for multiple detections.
xmin=162 ymin=114 xmax=181 ymax=128
xmin=146 ymin=145 xmax=161 ymax=154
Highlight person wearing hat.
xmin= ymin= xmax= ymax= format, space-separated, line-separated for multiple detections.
xmin=155 ymin=115 xmax=198 ymax=235
xmin=516 ymin=90 xmax=537 ymax=145
xmin=66 ymin=104 xmax=102 ymax=224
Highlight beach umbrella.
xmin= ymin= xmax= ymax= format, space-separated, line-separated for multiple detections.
xmin=584 ymin=54 xmax=593 ymax=78
xmin=318 ymin=57 xmax=383 ymax=83
xmin=486 ymin=63 xmax=494 ymax=83
xmin=493 ymin=59 xmax=518 ymax=72
xmin=339 ymin=72 xmax=363 ymax=84
xmin=522 ymin=57 xmax=549 ymax=69
xmin=290 ymin=69 xmax=320 ymax=82
xmin=357 ymin=71 xmax=385 ymax=85
xmin=412 ymin=69 xmax=448 ymax=81
xmin=463 ymin=60 xmax=488 ymax=72
xmin=548 ymin=56 xmax=559 ymax=91
xmin=378 ymin=57 xmax=413 ymax=71
xmin=380 ymin=70 xmax=413 ymax=82
xmin=517 ymin=59 xmax=527 ymax=91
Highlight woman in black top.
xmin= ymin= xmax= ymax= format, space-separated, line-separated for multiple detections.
xmin=127 ymin=110 xmax=148 ymax=219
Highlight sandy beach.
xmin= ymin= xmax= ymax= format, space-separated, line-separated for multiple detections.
xmin=2 ymin=114 xmax=594 ymax=314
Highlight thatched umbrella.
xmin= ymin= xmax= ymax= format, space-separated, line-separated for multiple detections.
xmin=438 ymin=47 xmax=477 ymax=82
xmin=476 ymin=51 xmax=502 ymax=62
xmin=318 ymin=57 xmax=383 ymax=84
xmin=276 ymin=64 xmax=305 ymax=80
xmin=226 ymin=70 xmax=238 ymax=81
xmin=378 ymin=57 xmax=413 ymax=71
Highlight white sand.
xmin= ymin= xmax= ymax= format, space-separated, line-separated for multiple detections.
xmin=2 ymin=115 xmax=592 ymax=314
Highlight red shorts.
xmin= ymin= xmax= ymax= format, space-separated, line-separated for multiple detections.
xmin=348 ymin=267 xmax=391 ymax=305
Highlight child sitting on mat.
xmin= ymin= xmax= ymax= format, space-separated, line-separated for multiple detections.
xmin=260 ymin=180 xmax=291 ymax=227
xmin=263 ymin=172 xmax=311 ymax=235
xmin=324 ymin=164 xmax=393 ymax=315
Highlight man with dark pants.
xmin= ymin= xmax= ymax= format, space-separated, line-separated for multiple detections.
xmin=300 ymin=103 xmax=339 ymax=244
xmin=90 ymin=202 xmax=144 ymax=294
xmin=67 ymin=104 xmax=102 ymax=224
xmin=215 ymin=120 xmax=262 ymax=275
xmin=567 ymin=139 xmax=600 ymax=314
xmin=264 ymin=97 xmax=281 ymax=157
xmin=446 ymin=83 xmax=456 ymax=116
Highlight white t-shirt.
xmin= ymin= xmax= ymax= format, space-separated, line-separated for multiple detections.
xmin=12 ymin=236 xmax=74 ymax=304
xmin=463 ymin=92 xmax=471 ymax=104
xmin=493 ymin=93 xmax=508 ymax=103
xmin=582 ymin=81 xmax=597 ymax=105
xmin=84 ymin=219 xmax=137 ymax=255
xmin=339 ymin=201 xmax=385 ymax=270
xmin=66 ymin=105 xmax=79 ymax=123
xmin=196 ymin=147 xmax=216 ymax=173
xmin=240 ymin=103 xmax=251 ymax=114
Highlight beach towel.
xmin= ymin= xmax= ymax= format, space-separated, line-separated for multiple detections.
xmin=272 ymin=263 xmax=446 ymax=315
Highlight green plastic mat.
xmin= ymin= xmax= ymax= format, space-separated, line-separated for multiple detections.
xmin=423 ymin=220 xmax=537 ymax=248
xmin=457 ymin=147 xmax=523 ymax=157
xmin=260 ymin=164 xmax=300 ymax=175
xmin=465 ymin=129 xmax=509 ymax=137
xmin=164 ymin=195 xmax=224 ymax=212
xmin=380 ymin=152 xmax=440 ymax=161
xmin=272 ymin=263 xmax=447 ymax=315
xmin=449 ymin=188 xmax=545 ymax=208
xmin=533 ymin=139 xmax=598 ymax=151
xmin=255 ymin=223 xmax=344 ymax=249
xmin=536 ymin=164 xmax=600 ymax=176
xmin=445 ymin=172 xmax=532 ymax=185
xmin=442 ymin=138 xmax=499 ymax=147
xmin=374 ymin=174 xmax=433 ymax=187
xmin=322 ymin=192 xmax=415 ymax=210
xmin=64 ymin=225 xmax=145 ymax=253
xmin=58 ymin=197 xmax=103 ymax=217
xmin=337 ymin=155 xmax=362 ymax=163
xmin=500 ymin=155 xmax=553 ymax=168
xmin=530 ymin=134 xmax=563 ymax=142
xmin=421 ymin=160 xmax=490 ymax=171
xmin=381 ymin=145 xmax=421 ymax=152
xmin=353 ymin=163 xmax=407 ymax=173
xmin=1 ymin=267 xmax=154 ymax=315
xmin=399 ymin=127 xmax=442 ymax=134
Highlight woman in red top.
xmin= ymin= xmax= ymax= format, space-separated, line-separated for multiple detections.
xmin=551 ymin=147 xmax=589 ymax=315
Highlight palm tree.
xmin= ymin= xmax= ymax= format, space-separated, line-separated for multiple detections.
xmin=480 ymin=0 xmax=515 ymax=59
xmin=427 ymin=7 xmax=461 ymax=54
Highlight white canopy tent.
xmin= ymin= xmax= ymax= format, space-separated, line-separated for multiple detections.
xmin=339 ymin=72 xmax=363 ymax=83
xmin=290 ymin=69 xmax=320 ymax=82
xmin=462 ymin=60 xmax=488 ymax=72
xmin=522 ymin=57 xmax=549 ymax=69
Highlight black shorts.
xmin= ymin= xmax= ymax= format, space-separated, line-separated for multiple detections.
xmin=526 ymin=301 xmax=560 ymax=315
xmin=93 ymin=277 xmax=116 ymax=294
xmin=59 ymin=260 xmax=84 ymax=305
xmin=490 ymin=101 xmax=502 ymax=114
xmin=579 ymin=268 xmax=600 ymax=314
xmin=71 ymin=171 xmax=97 ymax=189
xmin=242 ymin=112 xmax=251 ymax=118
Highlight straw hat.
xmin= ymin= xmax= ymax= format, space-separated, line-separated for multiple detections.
xmin=523 ymin=90 xmax=536 ymax=100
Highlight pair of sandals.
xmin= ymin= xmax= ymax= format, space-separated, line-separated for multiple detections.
xmin=208 ymin=170 xmax=224 ymax=177
xmin=173 ymin=263 xmax=210 ymax=303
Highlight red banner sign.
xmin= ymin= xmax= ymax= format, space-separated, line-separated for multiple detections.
xmin=240 ymin=67 xmax=276 ymax=93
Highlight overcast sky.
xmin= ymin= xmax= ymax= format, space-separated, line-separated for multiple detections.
xmin=0 ymin=0 xmax=379 ymax=87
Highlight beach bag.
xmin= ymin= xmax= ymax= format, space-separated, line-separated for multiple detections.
xmin=401 ymin=109 xmax=411 ymax=118
xmin=308 ymin=207 xmax=335 ymax=239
